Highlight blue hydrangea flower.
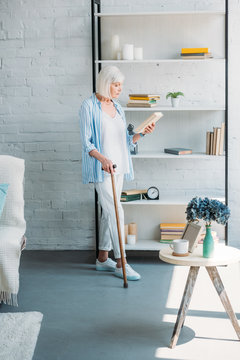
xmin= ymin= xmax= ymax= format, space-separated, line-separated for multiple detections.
xmin=186 ymin=197 xmax=230 ymax=226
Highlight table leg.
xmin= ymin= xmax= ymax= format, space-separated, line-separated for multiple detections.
xmin=170 ymin=266 xmax=200 ymax=348
xmin=206 ymin=266 xmax=240 ymax=340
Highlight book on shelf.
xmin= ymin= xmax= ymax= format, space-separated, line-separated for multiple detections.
xmin=160 ymin=223 xmax=186 ymax=229
xmin=206 ymin=131 xmax=211 ymax=155
xmin=219 ymin=122 xmax=225 ymax=155
xmin=181 ymin=52 xmax=208 ymax=56
xmin=216 ymin=127 xmax=221 ymax=155
xmin=121 ymin=193 xmax=141 ymax=202
xmin=181 ymin=47 xmax=209 ymax=54
xmin=127 ymin=94 xmax=160 ymax=108
xmin=181 ymin=52 xmax=212 ymax=59
xmin=213 ymin=127 xmax=218 ymax=155
xmin=127 ymin=103 xmax=158 ymax=108
xmin=160 ymin=234 xmax=183 ymax=240
xmin=206 ymin=122 xmax=225 ymax=156
xmin=210 ymin=132 xmax=214 ymax=155
xmin=128 ymin=99 xmax=157 ymax=104
xmin=129 ymin=94 xmax=161 ymax=100
xmin=134 ymin=112 xmax=163 ymax=133
xmin=161 ymin=229 xmax=183 ymax=235
xmin=122 ymin=189 xmax=148 ymax=196
xmin=161 ymin=231 xmax=183 ymax=239
xmin=160 ymin=239 xmax=174 ymax=244
xmin=160 ymin=222 xmax=186 ymax=242
xmin=181 ymin=54 xmax=213 ymax=60
xmin=164 ymin=148 xmax=192 ymax=155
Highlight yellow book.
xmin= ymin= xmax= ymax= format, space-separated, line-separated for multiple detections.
xmin=122 ymin=189 xmax=147 ymax=195
xmin=160 ymin=223 xmax=186 ymax=229
xmin=181 ymin=47 xmax=209 ymax=54
xmin=129 ymin=96 xmax=160 ymax=101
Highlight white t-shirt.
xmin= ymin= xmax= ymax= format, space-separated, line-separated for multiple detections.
xmin=101 ymin=110 xmax=130 ymax=175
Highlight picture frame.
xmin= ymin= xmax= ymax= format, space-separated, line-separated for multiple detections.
xmin=181 ymin=222 xmax=202 ymax=253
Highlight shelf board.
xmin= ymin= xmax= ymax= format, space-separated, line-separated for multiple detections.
xmin=131 ymin=151 xmax=225 ymax=159
xmin=95 ymin=11 xmax=225 ymax=17
xmin=95 ymin=59 xmax=225 ymax=64
xmin=123 ymin=106 xmax=225 ymax=111
xmin=125 ymin=240 xmax=170 ymax=251
xmin=121 ymin=196 xmax=225 ymax=206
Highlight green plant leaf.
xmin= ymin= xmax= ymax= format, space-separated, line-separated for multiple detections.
xmin=166 ymin=91 xmax=184 ymax=99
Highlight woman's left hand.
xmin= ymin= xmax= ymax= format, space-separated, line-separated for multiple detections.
xmin=143 ymin=122 xmax=155 ymax=135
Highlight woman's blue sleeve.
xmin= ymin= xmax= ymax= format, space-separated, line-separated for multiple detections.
xmin=79 ymin=101 xmax=97 ymax=154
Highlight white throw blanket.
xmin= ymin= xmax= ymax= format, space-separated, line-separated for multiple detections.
xmin=0 ymin=156 xmax=26 ymax=306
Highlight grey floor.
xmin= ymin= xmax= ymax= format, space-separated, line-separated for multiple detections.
xmin=1 ymin=250 xmax=240 ymax=360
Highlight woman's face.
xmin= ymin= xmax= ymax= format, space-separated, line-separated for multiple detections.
xmin=110 ymin=82 xmax=122 ymax=98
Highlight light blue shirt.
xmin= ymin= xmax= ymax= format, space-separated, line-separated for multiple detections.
xmin=79 ymin=94 xmax=134 ymax=184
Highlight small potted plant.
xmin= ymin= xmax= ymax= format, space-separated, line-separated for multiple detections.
xmin=166 ymin=91 xmax=184 ymax=107
xmin=186 ymin=197 xmax=230 ymax=258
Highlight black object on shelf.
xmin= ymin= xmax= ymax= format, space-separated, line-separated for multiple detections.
xmin=127 ymin=124 xmax=138 ymax=155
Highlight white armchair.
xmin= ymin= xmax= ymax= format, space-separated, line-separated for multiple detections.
xmin=0 ymin=155 xmax=26 ymax=306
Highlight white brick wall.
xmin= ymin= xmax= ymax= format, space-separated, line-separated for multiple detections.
xmin=0 ymin=0 xmax=239 ymax=249
xmin=0 ymin=0 xmax=94 ymax=250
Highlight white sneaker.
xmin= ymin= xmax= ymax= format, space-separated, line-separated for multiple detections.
xmin=96 ymin=258 xmax=117 ymax=272
xmin=114 ymin=264 xmax=141 ymax=281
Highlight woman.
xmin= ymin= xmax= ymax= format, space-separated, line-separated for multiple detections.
xmin=79 ymin=66 xmax=155 ymax=281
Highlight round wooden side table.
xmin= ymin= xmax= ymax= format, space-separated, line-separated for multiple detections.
xmin=159 ymin=244 xmax=240 ymax=348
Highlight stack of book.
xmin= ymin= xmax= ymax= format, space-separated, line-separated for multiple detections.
xmin=160 ymin=223 xmax=186 ymax=243
xmin=198 ymin=230 xmax=219 ymax=244
xmin=206 ymin=122 xmax=225 ymax=155
xmin=121 ymin=189 xmax=147 ymax=202
xmin=181 ymin=47 xmax=213 ymax=60
xmin=127 ymin=94 xmax=160 ymax=108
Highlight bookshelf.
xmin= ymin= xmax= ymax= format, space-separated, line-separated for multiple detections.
xmin=94 ymin=11 xmax=225 ymax=17
xmin=131 ymin=152 xmax=225 ymax=159
xmin=91 ymin=1 xmax=228 ymax=252
xmin=96 ymin=59 xmax=225 ymax=63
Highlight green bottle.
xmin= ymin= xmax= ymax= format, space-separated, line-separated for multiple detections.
xmin=203 ymin=225 xmax=214 ymax=258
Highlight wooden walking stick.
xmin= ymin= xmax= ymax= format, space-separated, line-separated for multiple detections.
xmin=111 ymin=164 xmax=128 ymax=288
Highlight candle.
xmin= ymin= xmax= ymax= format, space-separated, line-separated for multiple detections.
xmin=128 ymin=222 xmax=137 ymax=241
xmin=111 ymin=34 xmax=120 ymax=60
xmin=134 ymin=47 xmax=143 ymax=60
xmin=127 ymin=234 xmax=136 ymax=245
xmin=122 ymin=44 xmax=134 ymax=60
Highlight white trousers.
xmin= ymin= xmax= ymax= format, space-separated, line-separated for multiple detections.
xmin=95 ymin=174 xmax=125 ymax=259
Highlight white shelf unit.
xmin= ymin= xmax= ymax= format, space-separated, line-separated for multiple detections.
xmin=95 ymin=59 xmax=225 ymax=64
xmin=131 ymin=152 xmax=225 ymax=159
xmin=123 ymin=106 xmax=226 ymax=111
xmin=125 ymin=240 xmax=169 ymax=251
xmin=92 ymin=2 xmax=227 ymax=251
xmin=95 ymin=11 xmax=225 ymax=17
xmin=121 ymin=197 xmax=225 ymax=206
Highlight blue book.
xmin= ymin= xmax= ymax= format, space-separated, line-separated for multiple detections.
xmin=164 ymin=148 xmax=192 ymax=155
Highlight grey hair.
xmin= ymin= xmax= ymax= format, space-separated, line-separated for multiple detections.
xmin=96 ymin=66 xmax=124 ymax=98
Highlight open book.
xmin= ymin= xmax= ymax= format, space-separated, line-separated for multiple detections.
xmin=134 ymin=112 xmax=163 ymax=133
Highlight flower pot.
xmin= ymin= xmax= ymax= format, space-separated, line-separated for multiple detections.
xmin=171 ymin=97 xmax=180 ymax=107
xmin=203 ymin=225 xmax=214 ymax=258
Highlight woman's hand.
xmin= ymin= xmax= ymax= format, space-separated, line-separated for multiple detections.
xmin=143 ymin=122 xmax=155 ymax=135
xmin=101 ymin=157 xmax=115 ymax=174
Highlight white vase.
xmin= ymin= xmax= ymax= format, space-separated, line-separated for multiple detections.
xmin=134 ymin=47 xmax=143 ymax=60
xmin=122 ymin=44 xmax=134 ymax=60
xmin=171 ymin=97 xmax=180 ymax=107
xmin=111 ymin=35 xmax=120 ymax=60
